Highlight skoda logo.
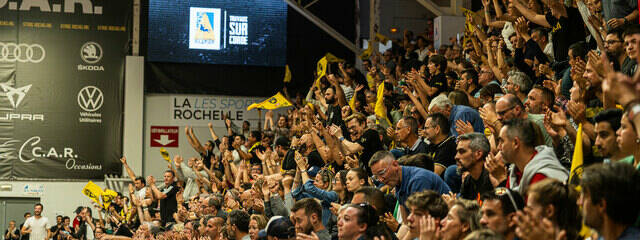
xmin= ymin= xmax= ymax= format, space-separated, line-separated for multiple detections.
xmin=77 ymin=86 xmax=103 ymax=112
xmin=0 ymin=42 xmax=46 ymax=63
xmin=80 ymin=42 xmax=103 ymax=64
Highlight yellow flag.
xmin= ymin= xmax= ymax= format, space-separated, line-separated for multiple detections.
xmin=160 ymin=148 xmax=171 ymax=163
xmin=283 ymin=65 xmax=292 ymax=83
xmin=374 ymin=82 xmax=391 ymax=126
xmin=315 ymin=56 xmax=329 ymax=88
xmin=569 ymin=123 xmax=583 ymax=184
xmin=247 ymin=92 xmax=293 ymax=110
xmin=324 ymin=53 xmax=343 ymax=63
xmin=569 ymin=123 xmax=594 ymax=237
xmin=375 ymin=33 xmax=390 ymax=44
xmin=101 ymin=189 xmax=118 ymax=209
xmin=82 ymin=181 xmax=104 ymax=205
xmin=360 ymin=46 xmax=373 ymax=60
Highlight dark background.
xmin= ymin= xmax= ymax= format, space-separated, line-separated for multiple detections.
xmin=147 ymin=0 xmax=287 ymax=66
xmin=143 ymin=0 xmax=357 ymax=97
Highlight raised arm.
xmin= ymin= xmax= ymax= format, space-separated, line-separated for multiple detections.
xmin=119 ymin=157 xmax=138 ymax=183
xmin=512 ymin=0 xmax=551 ymax=28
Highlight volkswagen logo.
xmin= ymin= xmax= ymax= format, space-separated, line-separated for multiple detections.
xmin=77 ymin=86 xmax=103 ymax=112
xmin=80 ymin=42 xmax=103 ymax=64
xmin=0 ymin=42 xmax=46 ymax=63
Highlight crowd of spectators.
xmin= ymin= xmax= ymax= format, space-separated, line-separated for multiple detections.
xmin=6 ymin=0 xmax=640 ymax=239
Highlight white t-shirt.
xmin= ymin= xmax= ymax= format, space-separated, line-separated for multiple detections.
xmin=23 ymin=216 xmax=50 ymax=240
xmin=135 ymin=186 xmax=147 ymax=200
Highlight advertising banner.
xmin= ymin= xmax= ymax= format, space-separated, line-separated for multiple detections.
xmin=144 ymin=94 xmax=291 ymax=178
xmin=0 ymin=0 xmax=128 ymax=179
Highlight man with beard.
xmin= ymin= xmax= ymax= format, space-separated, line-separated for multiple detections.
xmin=579 ymin=163 xmax=640 ymax=240
xmin=331 ymin=113 xmax=383 ymax=175
xmin=503 ymin=71 xmax=531 ymax=104
xmin=323 ymin=86 xmax=345 ymax=128
xmin=491 ymin=94 xmax=553 ymax=147
xmin=524 ymin=85 xmax=554 ymax=115
xmin=291 ymin=198 xmax=330 ymax=240
xmin=456 ymin=133 xmax=494 ymax=200
xmin=498 ymin=119 xmax=568 ymax=197
xmin=21 ymin=203 xmax=50 ymax=240
xmin=594 ymin=109 xmax=632 ymax=163
xmin=423 ymin=113 xmax=457 ymax=177
xmin=604 ymin=28 xmax=627 ymax=72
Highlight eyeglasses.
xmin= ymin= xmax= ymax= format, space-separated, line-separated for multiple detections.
xmin=494 ymin=187 xmax=519 ymax=211
xmin=372 ymin=164 xmax=391 ymax=181
xmin=496 ymin=105 xmax=516 ymax=116
xmin=604 ymin=40 xmax=622 ymax=46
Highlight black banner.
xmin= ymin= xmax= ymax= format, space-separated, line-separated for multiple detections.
xmin=0 ymin=0 xmax=129 ymax=179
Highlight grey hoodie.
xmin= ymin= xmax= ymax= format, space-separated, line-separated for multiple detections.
xmin=508 ymin=145 xmax=569 ymax=196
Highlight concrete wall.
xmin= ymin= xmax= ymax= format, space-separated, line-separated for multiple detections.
xmin=0 ymin=181 xmax=106 ymax=221
xmin=360 ymin=0 xmax=435 ymax=42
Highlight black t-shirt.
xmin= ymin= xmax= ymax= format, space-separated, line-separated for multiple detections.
xmin=545 ymin=7 xmax=586 ymax=62
xmin=18 ymin=223 xmax=28 ymax=240
xmin=425 ymin=136 xmax=457 ymax=174
xmin=307 ymin=150 xmax=325 ymax=168
xmin=428 ymin=73 xmax=448 ymax=99
xmin=405 ymin=140 xmax=434 ymax=171
xmin=249 ymin=144 xmax=266 ymax=165
xmin=460 ymin=168 xmax=494 ymax=200
xmin=4 ymin=228 xmax=19 ymax=240
xmin=356 ymin=129 xmax=384 ymax=175
xmin=159 ymin=182 xmax=179 ymax=225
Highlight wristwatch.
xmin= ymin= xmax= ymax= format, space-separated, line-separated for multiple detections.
xmin=339 ymin=136 xmax=345 ymax=142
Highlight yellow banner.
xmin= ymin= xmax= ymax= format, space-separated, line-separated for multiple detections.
xmin=101 ymin=189 xmax=118 ymax=209
xmin=160 ymin=148 xmax=171 ymax=162
xmin=247 ymin=92 xmax=293 ymax=110
xmin=82 ymin=181 xmax=103 ymax=205
xmin=283 ymin=65 xmax=292 ymax=83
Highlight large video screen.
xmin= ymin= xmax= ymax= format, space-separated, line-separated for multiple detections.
xmin=148 ymin=0 xmax=287 ymax=66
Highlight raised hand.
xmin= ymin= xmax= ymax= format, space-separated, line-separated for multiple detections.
xmin=120 ymin=156 xmax=127 ymax=165
xmin=442 ymin=192 xmax=457 ymax=208
xmin=174 ymin=155 xmax=184 ymax=166
xmin=479 ymin=106 xmax=499 ymax=127
xmin=566 ymin=101 xmax=586 ymax=123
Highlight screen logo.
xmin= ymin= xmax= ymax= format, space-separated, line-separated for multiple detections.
xmin=77 ymin=86 xmax=103 ymax=112
xmin=189 ymin=7 xmax=221 ymax=50
xmin=0 ymin=42 xmax=45 ymax=63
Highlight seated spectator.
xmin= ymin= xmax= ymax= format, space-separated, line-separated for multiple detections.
xmin=401 ymin=191 xmax=449 ymax=240
xmin=457 ymin=133 xmax=494 ymax=200
xmin=579 ymin=163 xmax=640 ymax=240
xmin=428 ymin=94 xmax=485 ymax=137
xmin=480 ymin=188 xmax=525 ymax=240
xmin=498 ymin=119 xmax=568 ymax=197
xmin=423 ymin=113 xmax=457 ymax=176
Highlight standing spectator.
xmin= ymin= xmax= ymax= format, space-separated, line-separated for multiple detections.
xmin=4 ymin=220 xmax=19 ymax=240
xmin=579 ymin=163 xmax=640 ymax=240
xmin=19 ymin=212 xmax=30 ymax=240
xmin=513 ymin=0 xmax=586 ymax=62
xmin=602 ymin=0 xmax=638 ymax=28
xmin=49 ymin=215 xmax=63 ymax=240
xmin=291 ymin=198 xmax=331 ymax=240
xmin=148 ymin=170 xmax=179 ymax=225
xmin=21 ymin=203 xmax=50 ymax=240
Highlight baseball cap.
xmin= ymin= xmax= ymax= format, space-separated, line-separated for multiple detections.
xmin=258 ymin=216 xmax=294 ymax=239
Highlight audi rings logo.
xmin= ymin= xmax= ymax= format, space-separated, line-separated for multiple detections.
xmin=0 ymin=42 xmax=46 ymax=63
xmin=80 ymin=42 xmax=102 ymax=64
xmin=77 ymin=86 xmax=103 ymax=112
